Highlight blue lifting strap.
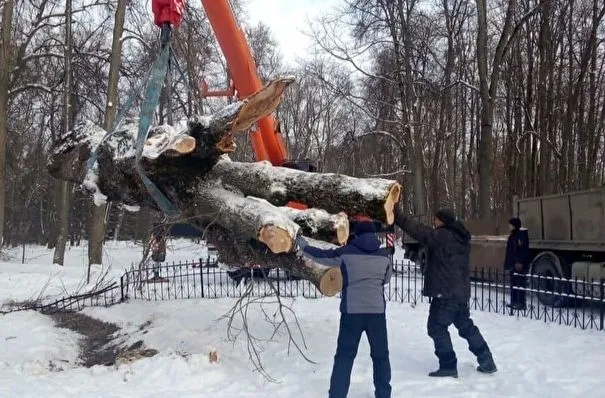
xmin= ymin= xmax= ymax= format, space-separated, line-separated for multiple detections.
xmin=85 ymin=44 xmax=180 ymax=219
xmin=134 ymin=44 xmax=180 ymax=218
xmin=85 ymin=66 xmax=151 ymax=173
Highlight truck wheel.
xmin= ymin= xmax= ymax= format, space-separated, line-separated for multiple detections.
xmin=531 ymin=253 xmax=570 ymax=307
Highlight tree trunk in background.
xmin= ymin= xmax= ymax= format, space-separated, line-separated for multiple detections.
xmin=53 ymin=0 xmax=73 ymax=265
xmin=476 ymin=0 xmax=492 ymax=218
xmin=88 ymin=0 xmax=127 ymax=267
xmin=536 ymin=0 xmax=552 ymax=195
xmin=0 ymin=0 xmax=14 ymax=245
xmin=476 ymin=0 xmax=537 ymax=216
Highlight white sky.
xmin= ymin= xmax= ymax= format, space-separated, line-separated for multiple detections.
xmin=244 ymin=0 xmax=342 ymax=65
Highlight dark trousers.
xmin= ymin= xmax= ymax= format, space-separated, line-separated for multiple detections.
xmin=510 ymin=272 xmax=527 ymax=307
xmin=329 ymin=313 xmax=391 ymax=398
xmin=427 ymin=298 xmax=492 ymax=369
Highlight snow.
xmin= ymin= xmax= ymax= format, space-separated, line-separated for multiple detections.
xmin=0 ymin=311 xmax=81 ymax=375
xmin=141 ymin=125 xmax=174 ymax=159
xmin=187 ymin=114 xmax=211 ymax=129
xmin=1 ymin=297 xmax=605 ymax=397
xmin=0 ymin=240 xmax=208 ymax=305
xmin=1 ymin=243 xmax=605 ymax=397
xmin=82 ymin=167 xmax=108 ymax=206
xmin=211 ymin=101 xmax=242 ymax=123
xmin=121 ymin=204 xmax=141 ymax=213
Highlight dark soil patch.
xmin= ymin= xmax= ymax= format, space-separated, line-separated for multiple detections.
xmin=50 ymin=311 xmax=122 ymax=367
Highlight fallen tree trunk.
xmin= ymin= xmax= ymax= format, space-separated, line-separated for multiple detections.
xmin=278 ymin=206 xmax=349 ymax=245
xmin=209 ymin=159 xmax=401 ymax=224
xmin=205 ymin=226 xmax=342 ymax=296
xmin=47 ymin=76 xmax=402 ymax=294
xmin=190 ymin=181 xmax=299 ymax=253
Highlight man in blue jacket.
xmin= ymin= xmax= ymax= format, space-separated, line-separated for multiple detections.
xmin=505 ymin=217 xmax=530 ymax=310
xmin=296 ymin=221 xmax=393 ymax=398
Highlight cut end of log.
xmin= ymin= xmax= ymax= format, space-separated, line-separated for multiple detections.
xmin=173 ymin=136 xmax=196 ymax=154
xmin=144 ymin=127 xmax=197 ymax=159
xmin=319 ymin=267 xmax=343 ymax=297
xmin=384 ymin=183 xmax=402 ymax=224
xmin=258 ymin=225 xmax=293 ymax=253
xmin=231 ymin=77 xmax=295 ymax=132
xmin=333 ymin=212 xmax=350 ymax=245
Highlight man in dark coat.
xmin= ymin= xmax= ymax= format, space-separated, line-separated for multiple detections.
xmin=395 ymin=207 xmax=497 ymax=378
xmin=296 ymin=221 xmax=393 ymax=398
xmin=505 ymin=217 xmax=530 ymax=310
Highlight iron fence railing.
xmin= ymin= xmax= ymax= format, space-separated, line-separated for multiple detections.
xmin=120 ymin=258 xmax=605 ymax=332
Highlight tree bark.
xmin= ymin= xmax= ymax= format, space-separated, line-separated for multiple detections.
xmin=53 ymin=0 xmax=73 ymax=266
xmin=0 ymin=0 xmax=15 ymax=245
xmin=209 ymin=159 xmax=400 ymax=224
xmin=278 ymin=207 xmax=349 ymax=245
xmin=88 ymin=0 xmax=128 ymax=268
xmin=52 ymin=181 xmax=72 ymax=265
xmin=204 ymin=225 xmax=342 ymax=296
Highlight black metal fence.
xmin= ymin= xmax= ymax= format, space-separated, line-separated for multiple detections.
xmin=1 ymin=283 xmax=122 ymax=315
xmin=39 ymin=283 xmax=123 ymax=314
xmin=120 ymin=258 xmax=605 ymax=332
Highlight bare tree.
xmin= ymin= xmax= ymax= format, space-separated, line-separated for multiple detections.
xmin=475 ymin=0 xmax=542 ymax=217
xmin=52 ymin=0 xmax=74 ymax=266
xmin=0 ymin=0 xmax=14 ymax=245
xmin=88 ymin=0 xmax=128 ymax=274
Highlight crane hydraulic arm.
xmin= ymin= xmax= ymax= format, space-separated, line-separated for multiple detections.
xmin=151 ymin=0 xmax=292 ymax=167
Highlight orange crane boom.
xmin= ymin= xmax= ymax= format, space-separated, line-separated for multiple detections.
xmin=199 ymin=0 xmax=288 ymax=166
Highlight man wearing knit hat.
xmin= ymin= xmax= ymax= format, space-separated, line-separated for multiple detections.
xmin=505 ymin=217 xmax=530 ymax=310
xmin=296 ymin=220 xmax=393 ymax=398
xmin=395 ymin=206 xmax=497 ymax=378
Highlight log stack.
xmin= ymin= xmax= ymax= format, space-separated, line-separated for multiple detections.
xmin=47 ymin=77 xmax=401 ymax=296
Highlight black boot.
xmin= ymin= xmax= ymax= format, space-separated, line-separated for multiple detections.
xmin=476 ymin=348 xmax=497 ymax=374
xmin=428 ymin=368 xmax=458 ymax=378
xmin=430 ymin=352 xmax=458 ymax=378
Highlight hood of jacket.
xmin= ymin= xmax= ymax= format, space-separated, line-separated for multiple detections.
xmin=350 ymin=232 xmax=382 ymax=253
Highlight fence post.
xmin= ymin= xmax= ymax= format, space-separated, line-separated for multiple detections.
xmin=200 ymin=258 xmax=205 ymax=298
xmin=120 ymin=275 xmax=124 ymax=302
xmin=599 ymin=279 xmax=605 ymax=330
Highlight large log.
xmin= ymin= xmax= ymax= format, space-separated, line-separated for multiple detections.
xmin=209 ymin=158 xmax=401 ymax=224
xmin=205 ymin=226 xmax=342 ymax=296
xmin=47 ymin=76 xmax=402 ymax=293
xmin=48 ymin=78 xmax=297 ymax=208
xmin=189 ymin=181 xmax=299 ymax=253
xmin=278 ymin=206 xmax=349 ymax=245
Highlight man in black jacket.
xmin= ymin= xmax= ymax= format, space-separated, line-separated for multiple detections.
xmin=505 ymin=217 xmax=530 ymax=310
xmin=395 ymin=207 xmax=497 ymax=378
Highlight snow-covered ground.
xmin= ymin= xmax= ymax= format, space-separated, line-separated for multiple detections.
xmin=0 ymin=239 xmax=209 ymax=304
xmin=1 ymin=241 xmax=605 ymax=397
xmin=2 ymin=298 xmax=605 ymax=397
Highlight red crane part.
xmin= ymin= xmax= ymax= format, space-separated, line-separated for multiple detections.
xmin=152 ymin=0 xmax=185 ymax=27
